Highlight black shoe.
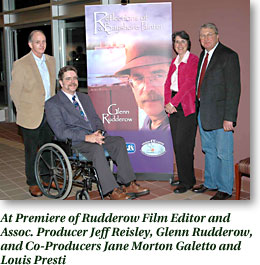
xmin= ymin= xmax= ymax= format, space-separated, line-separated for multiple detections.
xmin=173 ymin=185 xmax=192 ymax=194
xmin=210 ymin=191 xmax=232 ymax=200
xmin=192 ymin=184 xmax=217 ymax=193
xmin=170 ymin=179 xmax=180 ymax=186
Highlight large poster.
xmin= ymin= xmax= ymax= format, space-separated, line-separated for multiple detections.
xmin=85 ymin=3 xmax=173 ymax=174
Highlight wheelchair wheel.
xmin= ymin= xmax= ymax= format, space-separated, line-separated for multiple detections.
xmin=34 ymin=143 xmax=73 ymax=199
xmin=75 ymin=190 xmax=90 ymax=200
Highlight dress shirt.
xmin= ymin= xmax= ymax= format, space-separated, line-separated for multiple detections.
xmin=141 ymin=115 xmax=169 ymax=131
xmin=170 ymin=50 xmax=190 ymax=92
xmin=32 ymin=52 xmax=51 ymax=101
xmin=61 ymin=90 xmax=88 ymax=118
xmin=197 ymin=42 xmax=219 ymax=88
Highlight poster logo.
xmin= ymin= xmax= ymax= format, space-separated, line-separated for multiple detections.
xmin=141 ymin=139 xmax=166 ymax=157
xmin=126 ymin=143 xmax=136 ymax=154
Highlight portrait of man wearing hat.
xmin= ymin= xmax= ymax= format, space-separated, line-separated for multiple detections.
xmin=116 ymin=42 xmax=172 ymax=131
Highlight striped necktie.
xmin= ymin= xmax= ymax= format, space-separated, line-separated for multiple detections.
xmin=72 ymin=95 xmax=89 ymax=121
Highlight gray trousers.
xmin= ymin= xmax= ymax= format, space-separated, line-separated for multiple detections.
xmin=73 ymin=136 xmax=135 ymax=194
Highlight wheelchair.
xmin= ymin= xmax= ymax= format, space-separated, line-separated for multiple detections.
xmin=34 ymin=139 xmax=113 ymax=200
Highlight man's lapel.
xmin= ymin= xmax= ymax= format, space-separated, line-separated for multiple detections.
xmin=76 ymin=92 xmax=94 ymax=131
xmin=28 ymin=52 xmax=45 ymax=94
xmin=196 ymin=52 xmax=204 ymax=90
xmin=203 ymin=43 xmax=223 ymax=78
xmin=45 ymin=55 xmax=55 ymax=95
xmin=58 ymin=91 xmax=83 ymax=120
xmin=77 ymin=92 xmax=89 ymax=116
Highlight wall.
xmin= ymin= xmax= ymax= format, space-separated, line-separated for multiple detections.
xmin=149 ymin=0 xmax=250 ymax=172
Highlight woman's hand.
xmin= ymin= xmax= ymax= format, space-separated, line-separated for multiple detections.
xmin=165 ymin=103 xmax=177 ymax=114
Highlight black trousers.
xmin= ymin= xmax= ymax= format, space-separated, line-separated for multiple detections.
xmin=20 ymin=118 xmax=53 ymax=186
xmin=169 ymin=104 xmax=197 ymax=188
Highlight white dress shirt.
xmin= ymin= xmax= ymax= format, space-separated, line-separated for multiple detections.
xmin=32 ymin=52 xmax=51 ymax=101
xmin=170 ymin=50 xmax=190 ymax=92
xmin=197 ymin=42 xmax=219 ymax=87
xmin=61 ymin=90 xmax=88 ymax=117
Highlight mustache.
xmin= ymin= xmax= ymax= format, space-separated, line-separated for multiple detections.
xmin=140 ymin=90 xmax=163 ymax=102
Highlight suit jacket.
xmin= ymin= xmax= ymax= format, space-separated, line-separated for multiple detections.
xmin=164 ymin=53 xmax=199 ymax=116
xmin=10 ymin=52 xmax=56 ymax=129
xmin=196 ymin=42 xmax=241 ymax=130
xmin=45 ymin=91 xmax=105 ymax=146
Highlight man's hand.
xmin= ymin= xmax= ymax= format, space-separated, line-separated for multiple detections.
xmin=85 ymin=130 xmax=105 ymax=145
xmin=165 ymin=103 xmax=177 ymax=114
xmin=223 ymin=120 xmax=234 ymax=131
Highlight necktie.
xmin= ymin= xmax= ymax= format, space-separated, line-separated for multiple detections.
xmin=197 ymin=53 xmax=209 ymax=99
xmin=72 ymin=95 xmax=89 ymax=122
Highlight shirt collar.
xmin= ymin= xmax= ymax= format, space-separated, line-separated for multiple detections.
xmin=61 ymin=90 xmax=77 ymax=102
xmin=174 ymin=50 xmax=190 ymax=66
xmin=32 ymin=52 xmax=46 ymax=63
xmin=205 ymin=42 xmax=219 ymax=56
xmin=143 ymin=115 xmax=170 ymax=131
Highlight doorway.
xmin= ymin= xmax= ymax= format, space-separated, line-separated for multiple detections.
xmin=14 ymin=24 xmax=52 ymax=60
xmin=57 ymin=17 xmax=87 ymax=91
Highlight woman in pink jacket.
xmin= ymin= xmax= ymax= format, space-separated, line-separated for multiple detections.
xmin=164 ymin=31 xmax=199 ymax=194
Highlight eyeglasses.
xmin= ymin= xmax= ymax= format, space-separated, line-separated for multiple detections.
xmin=129 ymin=72 xmax=167 ymax=89
xmin=200 ymin=33 xmax=216 ymax=39
xmin=64 ymin=77 xmax=78 ymax=81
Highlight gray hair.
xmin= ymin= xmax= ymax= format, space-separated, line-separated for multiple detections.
xmin=200 ymin=23 xmax=219 ymax=34
xmin=28 ymin=30 xmax=45 ymax=43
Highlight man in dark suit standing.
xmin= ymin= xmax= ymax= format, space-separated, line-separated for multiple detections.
xmin=192 ymin=23 xmax=241 ymax=200
xmin=45 ymin=65 xmax=149 ymax=200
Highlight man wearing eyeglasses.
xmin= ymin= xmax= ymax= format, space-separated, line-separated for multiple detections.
xmin=192 ymin=23 xmax=241 ymax=200
xmin=45 ymin=66 xmax=150 ymax=200
xmin=116 ymin=42 xmax=172 ymax=131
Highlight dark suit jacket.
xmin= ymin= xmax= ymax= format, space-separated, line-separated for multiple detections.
xmin=45 ymin=91 xmax=105 ymax=145
xmin=196 ymin=42 xmax=241 ymax=130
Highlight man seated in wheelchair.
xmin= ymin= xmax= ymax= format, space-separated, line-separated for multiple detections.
xmin=45 ymin=65 xmax=149 ymax=200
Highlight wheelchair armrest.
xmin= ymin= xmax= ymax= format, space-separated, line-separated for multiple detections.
xmin=53 ymin=138 xmax=73 ymax=156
